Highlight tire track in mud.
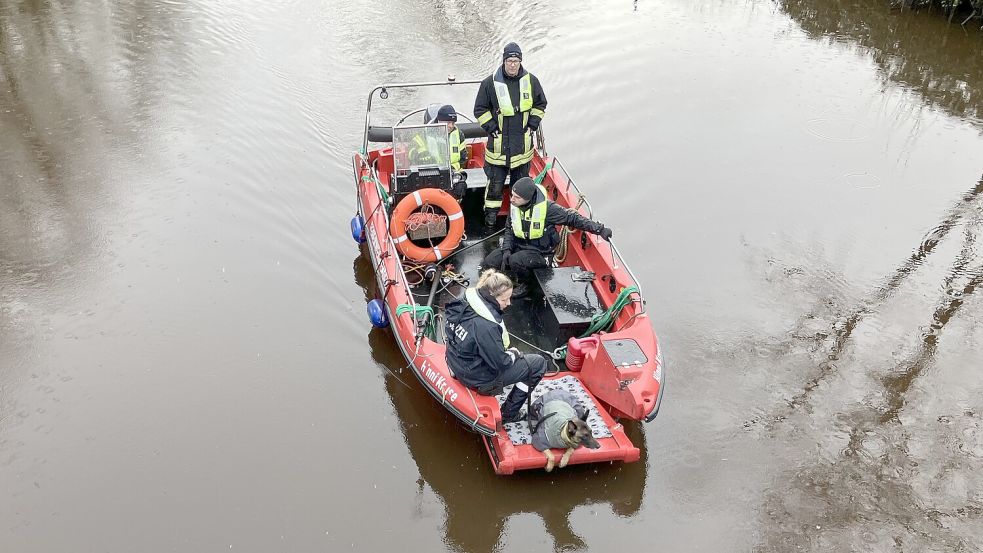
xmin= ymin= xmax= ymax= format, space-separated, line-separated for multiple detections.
xmin=782 ymin=176 xmax=983 ymax=414
xmin=750 ymin=179 xmax=983 ymax=551
xmin=880 ymin=259 xmax=983 ymax=424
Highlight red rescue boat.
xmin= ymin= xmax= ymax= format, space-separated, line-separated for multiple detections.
xmin=349 ymin=78 xmax=665 ymax=474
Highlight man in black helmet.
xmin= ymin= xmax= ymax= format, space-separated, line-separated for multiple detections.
xmin=474 ymin=42 xmax=548 ymax=227
xmin=483 ymin=177 xmax=613 ymax=298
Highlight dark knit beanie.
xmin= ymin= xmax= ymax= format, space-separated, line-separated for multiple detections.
xmin=502 ymin=42 xmax=522 ymax=62
xmin=512 ymin=177 xmax=536 ymax=201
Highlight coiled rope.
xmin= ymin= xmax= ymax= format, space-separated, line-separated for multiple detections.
xmin=551 ymin=285 xmax=640 ymax=360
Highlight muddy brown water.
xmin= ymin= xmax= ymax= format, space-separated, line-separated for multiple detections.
xmin=2 ymin=1 xmax=982 ymax=551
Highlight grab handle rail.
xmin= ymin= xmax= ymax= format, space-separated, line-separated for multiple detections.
xmin=549 ymin=156 xmax=645 ymax=304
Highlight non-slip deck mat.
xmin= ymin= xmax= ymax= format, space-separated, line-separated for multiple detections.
xmin=497 ymin=375 xmax=612 ymax=445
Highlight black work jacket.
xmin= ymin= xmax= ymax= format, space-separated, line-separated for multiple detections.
xmin=444 ymin=289 xmax=513 ymax=389
xmin=473 ymin=67 xmax=547 ymax=159
xmin=502 ymin=187 xmax=605 ymax=255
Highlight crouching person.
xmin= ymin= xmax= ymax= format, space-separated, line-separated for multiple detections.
xmin=444 ymin=269 xmax=547 ymax=423
xmin=483 ymin=177 xmax=613 ymax=298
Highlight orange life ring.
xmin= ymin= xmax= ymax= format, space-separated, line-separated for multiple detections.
xmin=390 ymin=189 xmax=465 ymax=262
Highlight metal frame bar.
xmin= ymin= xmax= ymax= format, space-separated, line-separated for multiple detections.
xmin=362 ymin=79 xmax=484 ymax=154
xmin=550 ymin=157 xmax=645 ymax=301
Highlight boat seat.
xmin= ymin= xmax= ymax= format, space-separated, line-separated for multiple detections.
xmin=460 ymin=167 xmax=489 ymax=190
xmin=532 ymin=266 xmax=603 ymax=349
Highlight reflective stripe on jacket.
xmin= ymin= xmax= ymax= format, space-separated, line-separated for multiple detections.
xmin=465 ymin=288 xmax=509 ymax=348
xmin=475 ymin=68 xmax=546 ymax=169
xmin=510 ymin=184 xmax=548 ymax=240
xmin=449 ymin=127 xmax=463 ymax=172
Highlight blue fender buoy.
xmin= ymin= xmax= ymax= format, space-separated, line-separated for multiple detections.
xmin=367 ymin=299 xmax=389 ymax=328
xmin=350 ymin=215 xmax=366 ymax=244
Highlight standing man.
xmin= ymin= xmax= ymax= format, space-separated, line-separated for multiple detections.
xmin=474 ymin=42 xmax=547 ymax=227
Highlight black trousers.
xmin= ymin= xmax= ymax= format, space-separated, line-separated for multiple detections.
xmin=483 ymin=162 xmax=530 ymax=210
xmin=483 ymin=247 xmax=549 ymax=282
xmin=475 ymin=354 xmax=547 ymax=420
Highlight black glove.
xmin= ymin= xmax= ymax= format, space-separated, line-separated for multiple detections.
xmin=500 ymin=251 xmax=512 ymax=271
xmin=599 ymin=227 xmax=613 ymax=241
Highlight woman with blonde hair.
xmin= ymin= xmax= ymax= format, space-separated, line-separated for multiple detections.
xmin=444 ymin=268 xmax=546 ymax=423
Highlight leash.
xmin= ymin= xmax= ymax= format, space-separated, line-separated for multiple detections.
xmin=506 ymin=333 xmax=564 ymax=374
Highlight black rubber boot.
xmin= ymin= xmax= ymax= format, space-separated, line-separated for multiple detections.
xmin=484 ymin=208 xmax=498 ymax=227
xmin=500 ymin=387 xmax=530 ymax=423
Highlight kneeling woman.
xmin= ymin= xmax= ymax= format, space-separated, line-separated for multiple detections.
xmin=444 ymin=269 xmax=547 ymax=423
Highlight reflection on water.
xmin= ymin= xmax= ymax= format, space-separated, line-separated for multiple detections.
xmin=780 ymin=0 xmax=983 ymax=126
xmin=0 ymin=1 xmax=189 ymax=418
xmin=0 ymin=0 xmax=189 ymax=297
xmin=4 ymin=0 xmax=983 ymax=550
xmin=739 ymin=172 xmax=983 ymax=550
xmin=354 ymin=253 xmax=646 ymax=552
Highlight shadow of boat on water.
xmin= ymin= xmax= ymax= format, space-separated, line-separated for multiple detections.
xmin=353 ymin=252 xmax=648 ymax=553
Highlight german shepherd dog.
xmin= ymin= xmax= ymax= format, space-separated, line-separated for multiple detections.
xmin=544 ymin=416 xmax=601 ymax=471
xmin=529 ymin=390 xmax=601 ymax=472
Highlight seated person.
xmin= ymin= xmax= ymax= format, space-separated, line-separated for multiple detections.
xmin=408 ymin=104 xmax=468 ymax=200
xmin=483 ymin=177 xmax=613 ymax=298
xmin=444 ymin=268 xmax=547 ymax=423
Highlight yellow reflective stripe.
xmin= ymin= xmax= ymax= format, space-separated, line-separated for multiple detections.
xmin=510 ymin=149 xmax=534 ymax=167
xmin=518 ymin=74 xmax=533 ymax=112
xmin=494 ymin=80 xmax=514 ymax=117
xmin=484 ymin=130 xmax=506 ymax=165
xmin=530 ymin=108 xmax=545 ymax=119
xmin=484 ymin=150 xmax=506 ymax=164
xmin=510 ymin=187 xmax=548 ymax=239
xmin=484 ymin=185 xmax=503 ymax=207
xmin=477 ymin=111 xmax=493 ymax=125
xmin=449 ymin=129 xmax=462 ymax=171
xmin=510 ymin=206 xmax=525 ymax=238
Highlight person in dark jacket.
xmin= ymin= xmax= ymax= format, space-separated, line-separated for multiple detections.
xmin=483 ymin=177 xmax=613 ymax=298
xmin=473 ymin=42 xmax=547 ymax=227
xmin=422 ymin=104 xmax=468 ymax=173
xmin=444 ymin=269 xmax=547 ymax=423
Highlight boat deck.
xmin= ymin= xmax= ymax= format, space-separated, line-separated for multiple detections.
xmin=414 ymin=188 xmax=571 ymax=360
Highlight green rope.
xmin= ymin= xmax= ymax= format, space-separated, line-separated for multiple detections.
xmin=396 ymin=304 xmax=436 ymax=340
xmin=553 ymin=285 xmax=640 ymax=359
xmin=532 ymin=160 xmax=554 ymax=186
xmin=362 ymin=174 xmax=390 ymax=206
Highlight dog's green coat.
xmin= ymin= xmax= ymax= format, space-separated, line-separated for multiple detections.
xmin=531 ymin=389 xmax=584 ymax=451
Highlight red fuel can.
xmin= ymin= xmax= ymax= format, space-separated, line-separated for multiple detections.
xmin=565 ymin=336 xmax=600 ymax=371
